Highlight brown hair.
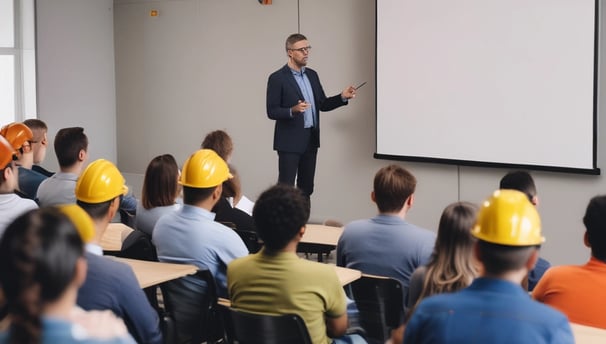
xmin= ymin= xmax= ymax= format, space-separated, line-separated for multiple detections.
xmin=373 ymin=164 xmax=416 ymax=213
xmin=201 ymin=130 xmax=233 ymax=162
xmin=285 ymin=33 xmax=307 ymax=51
xmin=141 ymin=154 xmax=180 ymax=209
xmin=409 ymin=202 xmax=479 ymax=318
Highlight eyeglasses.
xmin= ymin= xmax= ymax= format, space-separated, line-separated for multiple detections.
xmin=289 ymin=46 xmax=312 ymax=53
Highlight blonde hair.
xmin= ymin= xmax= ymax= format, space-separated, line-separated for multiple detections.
xmin=409 ymin=202 xmax=479 ymax=317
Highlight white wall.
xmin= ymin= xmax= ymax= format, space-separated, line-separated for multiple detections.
xmin=35 ymin=0 xmax=605 ymax=266
xmin=36 ymin=0 xmax=117 ymax=171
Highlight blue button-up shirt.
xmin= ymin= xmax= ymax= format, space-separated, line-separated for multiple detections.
xmin=404 ymin=277 xmax=574 ymax=344
xmin=291 ymin=67 xmax=316 ymax=128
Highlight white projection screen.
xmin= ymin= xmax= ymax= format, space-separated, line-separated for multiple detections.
xmin=376 ymin=0 xmax=600 ymax=174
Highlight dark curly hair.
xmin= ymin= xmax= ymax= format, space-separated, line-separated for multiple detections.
xmin=253 ymin=184 xmax=310 ymax=251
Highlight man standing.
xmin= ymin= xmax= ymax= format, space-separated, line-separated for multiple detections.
xmin=404 ymin=190 xmax=574 ymax=344
xmin=267 ymin=33 xmax=356 ymax=200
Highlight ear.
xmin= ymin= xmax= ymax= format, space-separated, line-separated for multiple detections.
xmin=73 ymin=257 xmax=88 ymax=287
xmin=107 ymin=196 xmax=120 ymax=220
xmin=299 ymin=226 xmax=306 ymax=238
xmin=532 ymin=195 xmax=539 ymax=207
xmin=584 ymin=231 xmax=590 ymax=248
xmin=213 ymin=184 xmax=223 ymax=200
xmin=78 ymin=149 xmax=86 ymax=162
xmin=370 ymin=191 xmax=376 ymax=203
xmin=525 ymin=248 xmax=539 ymax=271
xmin=407 ymin=193 xmax=415 ymax=207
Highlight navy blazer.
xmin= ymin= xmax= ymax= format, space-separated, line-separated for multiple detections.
xmin=266 ymin=64 xmax=347 ymax=153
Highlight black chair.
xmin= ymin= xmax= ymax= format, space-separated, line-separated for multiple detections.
xmin=221 ymin=307 xmax=312 ymax=344
xmin=350 ymin=274 xmax=404 ymax=344
xmin=160 ymin=269 xmax=223 ymax=344
xmin=219 ymin=221 xmax=263 ymax=254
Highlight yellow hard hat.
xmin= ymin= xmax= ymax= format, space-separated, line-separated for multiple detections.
xmin=0 ymin=122 xmax=33 ymax=151
xmin=59 ymin=204 xmax=95 ymax=243
xmin=472 ymin=189 xmax=545 ymax=246
xmin=0 ymin=136 xmax=13 ymax=168
xmin=75 ymin=159 xmax=128 ymax=203
xmin=180 ymin=149 xmax=232 ymax=188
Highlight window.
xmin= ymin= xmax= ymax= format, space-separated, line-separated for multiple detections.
xmin=0 ymin=0 xmax=36 ymax=124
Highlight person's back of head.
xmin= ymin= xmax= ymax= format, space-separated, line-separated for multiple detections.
xmin=253 ymin=184 xmax=310 ymax=252
xmin=373 ymin=164 xmax=416 ymax=213
xmin=472 ymin=190 xmax=544 ymax=277
xmin=0 ymin=207 xmax=84 ymax=343
xmin=423 ymin=201 xmax=479 ymax=296
xmin=180 ymin=149 xmax=231 ymax=207
xmin=53 ymin=127 xmax=88 ymax=169
xmin=141 ymin=154 xmax=180 ymax=210
xmin=75 ymin=159 xmax=128 ymax=223
xmin=583 ymin=195 xmax=606 ymax=262
xmin=23 ymin=119 xmax=48 ymax=165
xmin=201 ymin=130 xmax=233 ymax=162
xmin=499 ymin=171 xmax=537 ymax=205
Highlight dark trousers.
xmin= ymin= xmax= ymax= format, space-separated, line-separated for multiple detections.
xmin=277 ymin=141 xmax=318 ymax=197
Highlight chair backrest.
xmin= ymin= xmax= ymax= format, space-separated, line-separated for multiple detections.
xmin=350 ymin=274 xmax=404 ymax=344
xmin=219 ymin=221 xmax=263 ymax=253
xmin=222 ymin=307 xmax=312 ymax=344
xmin=160 ymin=269 xmax=223 ymax=344
xmin=118 ymin=230 xmax=158 ymax=262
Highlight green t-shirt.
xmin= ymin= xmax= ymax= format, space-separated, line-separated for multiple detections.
xmin=227 ymin=249 xmax=347 ymax=344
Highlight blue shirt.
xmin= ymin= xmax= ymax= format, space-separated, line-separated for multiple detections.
xmin=18 ymin=166 xmax=47 ymax=200
xmin=404 ymin=278 xmax=574 ymax=344
xmin=77 ymin=251 xmax=163 ymax=344
xmin=337 ymin=214 xmax=435 ymax=303
xmin=152 ymin=204 xmax=249 ymax=297
xmin=291 ymin=67 xmax=316 ymax=128
xmin=0 ymin=317 xmax=136 ymax=344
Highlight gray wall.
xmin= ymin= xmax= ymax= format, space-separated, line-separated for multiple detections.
xmin=37 ymin=0 xmax=605 ymax=266
xmin=37 ymin=0 xmax=117 ymax=171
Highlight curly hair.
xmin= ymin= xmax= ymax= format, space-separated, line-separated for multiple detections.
xmin=253 ymin=184 xmax=310 ymax=251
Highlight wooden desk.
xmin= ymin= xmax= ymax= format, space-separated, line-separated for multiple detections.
xmin=101 ymin=223 xmax=134 ymax=252
xmin=300 ymin=224 xmax=343 ymax=246
xmin=218 ymin=265 xmax=361 ymax=308
xmin=111 ymin=257 xmax=198 ymax=289
xmin=571 ymin=323 xmax=606 ymax=344
xmin=297 ymin=224 xmax=344 ymax=262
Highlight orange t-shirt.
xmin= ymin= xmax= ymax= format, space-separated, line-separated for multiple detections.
xmin=532 ymin=257 xmax=606 ymax=329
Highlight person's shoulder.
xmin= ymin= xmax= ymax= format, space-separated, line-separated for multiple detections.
xmin=342 ymin=218 xmax=372 ymax=233
xmin=269 ymin=64 xmax=289 ymax=78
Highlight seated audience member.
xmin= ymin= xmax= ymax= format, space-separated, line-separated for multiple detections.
xmin=499 ymin=170 xmax=551 ymax=290
xmin=337 ymin=164 xmax=435 ymax=302
xmin=135 ymin=154 xmax=181 ymax=236
xmin=0 ymin=207 xmax=135 ymax=344
xmin=1 ymin=122 xmax=46 ymax=199
xmin=228 ymin=184 xmax=366 ymax=344
xmin=212 ymin=164 xmax=256 ymax=232
xmin=36 ymin=127 xmax=89 ymax=206
xmin=404 ymin=190 xmax=574 ymax=344
xmin=0 ymin=135 xmax=37 ymax=237
xmin=153 ymin=149 xmax=248 ymax=343
xmin=75 ymin=159 xmax=163 ymax=344
xmin=533 ymin=195 xmax=606 ymax=329
xmin=23 ymin=118 xmax=54 ymax=177
xmin=391 ymin=201 xmax=479 ymax=343
xmin=201 ymin=129 xmax=254 ymax=215
xmin=36 ymin=127 xmax=138 ymax=219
